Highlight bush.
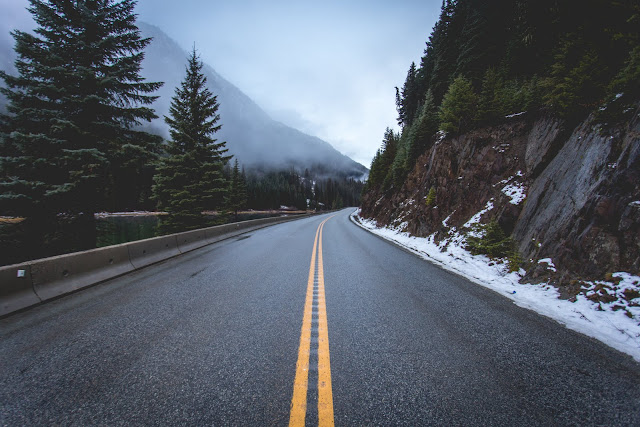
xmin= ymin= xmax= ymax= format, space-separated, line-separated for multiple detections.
xmin=466 ymin=221 xmax=522 ymax=271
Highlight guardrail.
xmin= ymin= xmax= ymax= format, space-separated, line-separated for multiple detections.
xmin=0 ymin=213 xmax=313 ymax=317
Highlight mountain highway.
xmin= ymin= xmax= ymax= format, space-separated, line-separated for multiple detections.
xmin=1 ymin=208 xmax=639 ymax=425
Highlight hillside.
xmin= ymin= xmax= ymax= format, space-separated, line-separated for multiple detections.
xmin=361 ymin=111 xmax=639 ymax=285
xmin=359 ymin=0 xmax=639 ymax=290
xmin=137 ymin=23 xmax=367 ymax=179
xmin=0 ymin=22 xmax=367 ymax=180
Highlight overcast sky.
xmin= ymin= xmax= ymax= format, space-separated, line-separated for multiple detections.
xmin=1 ymin=0 xmax=441 ymax=166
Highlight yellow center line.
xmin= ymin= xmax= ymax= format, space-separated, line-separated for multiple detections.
xmin=316 ymin=219 xmax=334 ymax=426
xmin=289 ymin=215 xmax=336 ymax=427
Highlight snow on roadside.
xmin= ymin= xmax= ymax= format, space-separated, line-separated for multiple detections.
xmin=351 ymin=209 xmax=640 ymax=362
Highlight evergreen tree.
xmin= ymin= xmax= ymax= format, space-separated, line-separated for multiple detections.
xmin=0 ymin=0 xmax=162 ymax=257
xmin=543 ymin=34 xmax=608 ymax=117
xmin=476 ymin=68 xmax=505 ymax=123
xmin=225 ymin=159 xmax=247 ymax=221
xmin=152 ymin=48 xmax=231 ymax=233
xmin=439 ymin=75 xmax=477 ymax=134
xmin=396 ymin=62 xmax=420 ymax=127
xmin=405 ymin=89 xmax=439 ymax=170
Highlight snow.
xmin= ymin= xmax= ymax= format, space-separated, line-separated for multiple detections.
xmin=505 ymin=111 xmax=527 ymax=118
xmin=501 ymin=181 xmax=527 ymax=205
xmin=463 ymin=200 xmax=494 ymax=228
xmin=538 ymin=258 xmax=557 ymax=272
xmin=95 ymin=211 xmax=164 ymax=218
xmin=629 ymin=201 xmax=640 ymax=207
xmin=442 ymin=211 xmax=454 ymax=227
xmin=351 ymin=209 xmax=640 ymax=362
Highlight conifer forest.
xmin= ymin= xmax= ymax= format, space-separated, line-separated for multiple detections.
xmin=365 ymin=0 xmax=639 ymax=195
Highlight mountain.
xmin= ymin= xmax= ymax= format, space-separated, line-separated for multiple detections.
xmin=137 ymin=22 xmax=367 ymax=179
xmin=0 ymin=22 xmax=367 ymax=179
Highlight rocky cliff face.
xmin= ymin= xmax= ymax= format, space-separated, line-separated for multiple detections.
xmin=361 ymin=108 xmax=640 ymax=287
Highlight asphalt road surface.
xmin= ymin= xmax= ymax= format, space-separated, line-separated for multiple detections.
xmin=2 ymin=208 xmax=639 ymax=426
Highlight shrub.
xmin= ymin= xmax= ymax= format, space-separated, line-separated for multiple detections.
xmin=467 ymin=221 xmax=522 ymax=271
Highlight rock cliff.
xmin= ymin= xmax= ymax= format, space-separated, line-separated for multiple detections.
xmin=361 ymin=108 xmax=640 ymax=289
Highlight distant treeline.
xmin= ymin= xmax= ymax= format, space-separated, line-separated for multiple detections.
xmin=365 ymin=0 xmax=639 ymax=194
xmin=245 ymin=168 xmax=363 ymax=211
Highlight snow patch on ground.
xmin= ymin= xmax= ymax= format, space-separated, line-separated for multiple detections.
xmin=505 ymin=111 xmax=527 ymax=118
xmin=351 ymin=208 xmax=640 ymax=362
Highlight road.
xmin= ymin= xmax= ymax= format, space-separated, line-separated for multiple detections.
xmin=1 ymin=208 xmax=639 ymax=425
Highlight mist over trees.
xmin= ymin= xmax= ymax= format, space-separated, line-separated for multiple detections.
xmin=136 ymin=22 xmax=368 ymax=180
xmin=366 ymin=0 xmax=639 ymax=195
xmin=0 ymin=0 xmax=364 ymax=263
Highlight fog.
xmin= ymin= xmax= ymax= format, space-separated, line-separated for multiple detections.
xmin=0 ymin=0 xmax=441 ymax=167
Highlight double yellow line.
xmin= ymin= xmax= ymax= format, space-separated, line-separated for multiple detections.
xmin=289 ymin=215 xmax=335 ymax=427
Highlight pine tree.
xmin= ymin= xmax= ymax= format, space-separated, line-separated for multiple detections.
xmin=405 ymin=89 xmax=439 ymax=170
xmin=0 ymin=0 xmax=162 ymax=257
xmin=225 ymin=159 xmax=247 ymax=221
xmin=396 ymin=62 xmax=420 ymax=128
xmin=476 ymin=68 xmax=505 ymax=123
xmin=152 ymin=48 xmax=231 ymax=233
xmin=438 ymin=75 xmax=477 ymax=134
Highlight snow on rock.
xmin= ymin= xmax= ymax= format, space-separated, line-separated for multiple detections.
xmin=505 ymin=111 xmax=527 ymax=118
xmin=442 ymin=211 xmax=455 ymax=227
xmin=351 ymin=208 xmax=640 ymax=362
xmin=538 ymin=258 xmax=557 ymax=272
xmin=501 ymin=181 xmax=526 ymax=205
xmin=463 ymin=200 xmax=494 ymax=228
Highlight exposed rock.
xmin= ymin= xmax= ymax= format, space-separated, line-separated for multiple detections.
xmin=361 ymin=108 xmax=640 ymax=285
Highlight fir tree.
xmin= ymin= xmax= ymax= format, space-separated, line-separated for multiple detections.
xmin=476 ymin=68 xmax=505 ymax=123
xmin=225 ymin=159 xmax=247 ymax=221
xmin=405 ymin=89 xmax=439 ymax=171
xmin=152 ymin=48 xmax=231 ymax=233
xmin=438 ymin=75 xmax=477 ymax=134
xmin=396 ymin=62 xmax=420 ymax=127
xmin=0 ymin=0 xmax=162 ymax=257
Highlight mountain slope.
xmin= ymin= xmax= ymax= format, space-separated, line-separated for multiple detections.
xmin=0 ymin=22 xmax=367 ymax=179
xmin=138 ymin=22 xmax=367 ymax=179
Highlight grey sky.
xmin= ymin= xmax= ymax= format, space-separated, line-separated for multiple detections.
xmin=1 ymin=0 xmax=441 ymax=166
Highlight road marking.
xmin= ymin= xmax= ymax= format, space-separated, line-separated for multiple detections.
xmin=289 ymin=216 xmax=335 ymax=427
